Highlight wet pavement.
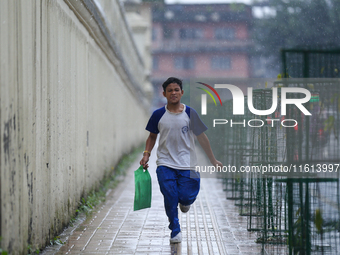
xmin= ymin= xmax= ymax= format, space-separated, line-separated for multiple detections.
xmin=42 ymin=148 xmax=263 ymax=255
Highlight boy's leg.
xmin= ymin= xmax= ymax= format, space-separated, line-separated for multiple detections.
xmin=177 ymin=170 xmax=200 ymax=206
xmin=156 ymin=166 xmax=181 ymax=238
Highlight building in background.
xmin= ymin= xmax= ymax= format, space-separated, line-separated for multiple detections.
xmin=151 ymin=3 xmax=253 ymax=106
xmin=124 ymin=0 xmax=155 ymax=100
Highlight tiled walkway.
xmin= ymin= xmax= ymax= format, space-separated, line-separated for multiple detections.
xmin=42 ymin=149 xmax=263 ymax=254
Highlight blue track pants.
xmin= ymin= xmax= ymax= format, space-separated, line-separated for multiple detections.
xmin=156 ymin=166 xmax=200 ymax=238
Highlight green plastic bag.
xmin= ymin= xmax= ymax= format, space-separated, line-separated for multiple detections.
xmin=134 ymin=165 xmax=152 ymax=211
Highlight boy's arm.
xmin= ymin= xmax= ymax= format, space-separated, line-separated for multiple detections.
xmin=197 ymin=132 xmax=223 ymax=167
xmin=140 ymin=132 xmax=158 ymax=169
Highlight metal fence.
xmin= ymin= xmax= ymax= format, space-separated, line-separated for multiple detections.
xmin=281 ymin=49 xmax=340 ymax=78
xmin=220 ymin=78 xmax=340 ymax=254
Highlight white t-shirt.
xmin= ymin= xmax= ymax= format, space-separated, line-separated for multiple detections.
xmin=146 ymin=104 xmax=207 ymax=170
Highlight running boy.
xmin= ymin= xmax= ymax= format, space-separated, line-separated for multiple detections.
xmin=140 ymin=77 xmax=222 ymax=243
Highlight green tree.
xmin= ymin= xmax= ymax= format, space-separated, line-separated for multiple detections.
xmin=142 ymin=0 xmax=164 ymax=3
xmin=253 ymin=0 xmax=340 ymax=70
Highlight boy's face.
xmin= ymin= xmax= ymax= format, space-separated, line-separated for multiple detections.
xmin=163 ymin=82 xmax=184 ymax=105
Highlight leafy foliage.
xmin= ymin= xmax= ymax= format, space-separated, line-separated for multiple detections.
xmin=49 ymin=236 xmax=65 ymax=246
xmin=253 ymin=0 xmax=340 ymax=68
xmin=314 ymin=209 xmax=323 ymax=234
xmin=0 ymin=237 xmax=8 ymax=255
xmin=76 ymin=144 xmax=144 ymax=216
xmin=27 ymin=244 xmax=40 ymax=254
xmin=40 ymin=144 xmax=144 ymax=253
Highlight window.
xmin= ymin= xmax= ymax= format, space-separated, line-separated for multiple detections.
xmin=179 ymin=28 xmax=203 ymax=40
xmin=211 ymin=56 xmax=231 ymax=70
xmin=153 ymin=56 xmax=159 ymax=70
xmin=174 ymin=56 xmax=195 ymax=70
xmin=163 ymin=26 xmax=173 ymax=39
xmin=214 ymin=28 xmax=235 ymax=40
xmin=152 ymin=27 xmax=157 ymax=41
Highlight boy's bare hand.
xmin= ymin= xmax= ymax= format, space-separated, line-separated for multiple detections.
xmin=211 ymin=159 xmax=223 ymax=168
xmin=140 ymin=155 xmax=149 ymax=169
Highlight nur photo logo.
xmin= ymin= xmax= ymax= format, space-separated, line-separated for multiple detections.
xmin=196 ymin=82 xmax=222 ymax=115
xmin=194 ymin=80 xmax=313 ymax=128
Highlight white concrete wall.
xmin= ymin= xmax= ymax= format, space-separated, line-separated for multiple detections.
xmin=0 ymin=0 xmax=150 ymax=254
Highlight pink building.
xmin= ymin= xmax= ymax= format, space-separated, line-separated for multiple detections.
xmin=151 ymin=3 xmax=253 ymax=88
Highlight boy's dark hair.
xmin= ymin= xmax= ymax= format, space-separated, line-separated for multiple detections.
xmin=162 ymin=77 xmax=182 ymax=92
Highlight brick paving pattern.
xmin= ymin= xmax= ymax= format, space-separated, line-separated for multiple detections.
xmin=42 ymin=150 xmax=263 ymax=255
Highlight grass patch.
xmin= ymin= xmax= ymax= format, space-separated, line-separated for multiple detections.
xmin=27 ymin=244 xmax=40 ymax=254
xmin=75 ymin=143 xmax=144 ymax=216
xmin=0 ymin=237 xmax=8 ymax=255
xmin=36 ymin=143 xmax=144 ymax=253
xmin=49 ymin=236 xmax=65 ymax=246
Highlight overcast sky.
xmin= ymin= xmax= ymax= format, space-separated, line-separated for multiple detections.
xmin=165 ymin=0 xmax=253 ymax=4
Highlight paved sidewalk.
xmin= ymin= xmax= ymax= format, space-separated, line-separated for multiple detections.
xmin=42 ymin=148 xmax=263 ymax=255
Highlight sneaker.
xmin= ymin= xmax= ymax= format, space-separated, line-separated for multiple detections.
xmin=170 ymin=232 xmax=182 ymax=244
xmin=179 ymin=203 xmax=191 ymax=213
